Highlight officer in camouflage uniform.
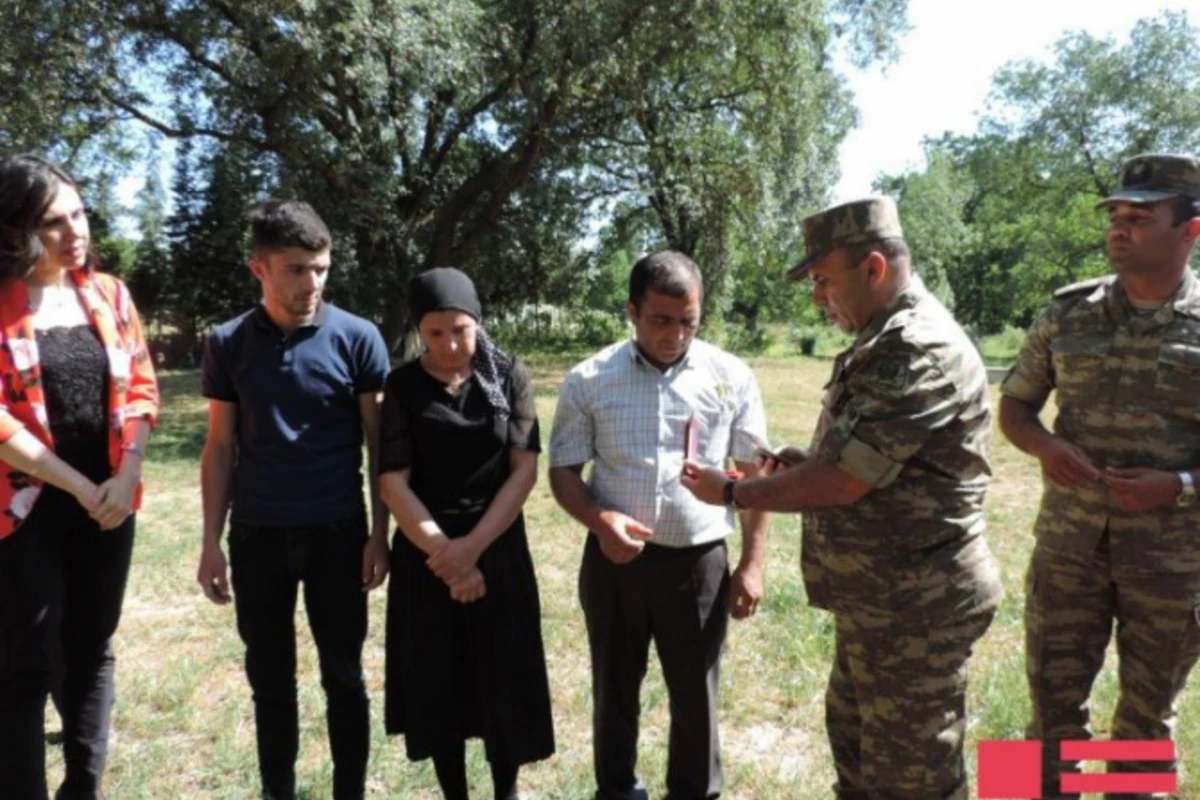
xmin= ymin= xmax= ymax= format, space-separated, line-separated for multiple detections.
xmin=1000 ymin=154 xmax=1200 ymax=799
xmin=682 ymin=196 xmax=1003 ymax=800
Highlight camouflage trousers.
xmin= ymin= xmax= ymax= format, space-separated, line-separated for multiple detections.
xmin=825 ymin=606 xmax=995 ymax=800
xmin=1026 ymin=538 xmax=1200 ymax=800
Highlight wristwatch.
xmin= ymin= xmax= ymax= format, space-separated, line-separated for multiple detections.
xmin=722 ymin=478 xmax=742 ymax=509
xmin=1176 ymin=471 xmax=1196 ymax=508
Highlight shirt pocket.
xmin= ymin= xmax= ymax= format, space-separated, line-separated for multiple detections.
xmin=1155 ymin=341 xmax=1200 ymax=420
xmin=694 ymin=399 xmax=735 ymax=464
xmin=1049 ymin=331 xmax=1110 ymax=405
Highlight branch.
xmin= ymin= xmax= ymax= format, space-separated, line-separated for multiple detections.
xmin=191 ymin=0 xmax=330 ymax=152
xmin=676 ymin=89 xmax=754 ymax=115
xmin=204 ymin=0 xmax=275 ymax=63
xmin=592 ymin=134 xmax=650 ymax=148
xmin=571 ymin=187 xmax=636 ymax=206
xmin=432 ymin=90 xmax=561 ymax=265
xmin=420 ymin=89 xmax=455 ymax=165
xmin=380 ymin=50 xmax=414 ymax=176
xmin=425 ymin=44 xmax=533 ymax=178
xmin=120 ymin=2 xmax=252 ymax=93
xmin=99 ymin=87 xmax=271 ymax=149
xmin=401 ymin=15 xmax=540 ymax=220
xmin=610 ymin=203 xmax=654 ymax=232
xmin=452 ymin=133 xmax=544 ymax=262
xmin=592 ymin=163 xmax=644 ymax=183
xmin=381 ymin=48 xmax=411 ymax=130
xmin=1075 ymin=126 xmax=1110 ymax=198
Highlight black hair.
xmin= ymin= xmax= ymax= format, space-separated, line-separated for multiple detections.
xmin=1172 ymin=197 xmax=1200 ymax=227
xmin=628 ymin=250 xmax=703 ymax=311
xmin=249 ymin=200 xmax=332 ymax=254
xmin=0 ymin=154 xmax=81 ymax=280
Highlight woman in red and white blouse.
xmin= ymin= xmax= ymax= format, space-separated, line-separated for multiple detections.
xmin=0 ymin=154 xmax=158 ymax=800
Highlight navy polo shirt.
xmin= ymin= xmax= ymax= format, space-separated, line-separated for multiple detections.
xmin=202 ymin=302 xmax=391 ymax=527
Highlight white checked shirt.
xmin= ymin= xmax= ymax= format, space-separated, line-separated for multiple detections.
xmin=550 ymin=338 xmax=769 ymax=548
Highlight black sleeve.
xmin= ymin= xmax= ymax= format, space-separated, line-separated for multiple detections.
xmin=353 ymin=323 xmax=391 ymax=394
xmin=507 ymin=359 xmax=541 ymax=453
xmin=379 ymin=370 xmax=413 ymax=473
xmin=201 ymin=330 xmax=236 ymax=401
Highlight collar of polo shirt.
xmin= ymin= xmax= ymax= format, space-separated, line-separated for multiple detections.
xmin=254 ymin=299 xmax=330 ymax=333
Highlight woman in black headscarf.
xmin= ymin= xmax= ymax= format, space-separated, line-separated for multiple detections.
xmin=379 ymin=268 xmax=554 ymax=800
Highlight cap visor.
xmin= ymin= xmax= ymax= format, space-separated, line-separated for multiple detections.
xmin=1095 ymin=189 xmax=1180 ymax=209
xmin=786 ymin=250 xmax=824 ymax=281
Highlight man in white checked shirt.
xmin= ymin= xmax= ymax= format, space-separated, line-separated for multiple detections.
xmin=549 ymin=251 xmax=770 ymax=800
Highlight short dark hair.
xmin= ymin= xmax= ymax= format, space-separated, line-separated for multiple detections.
xmin=1172 ymin=196 xmax=1200 ymax=227
xmin=249 ymin=200 xmax=332 ymax=254
xmin=0 ymin=154 xmax=81 ymax=280
xmin=628 ymin=250 xmax=703 ymax=310
xmin=843 ymin=237 xmax=911 ymax=268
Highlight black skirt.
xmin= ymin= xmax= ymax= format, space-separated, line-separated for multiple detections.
xmin=384 ymin=508 xmax=555 ymax=765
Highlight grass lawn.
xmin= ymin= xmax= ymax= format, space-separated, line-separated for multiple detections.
xmin=45 ymin=356 xmax=1199 ymax=799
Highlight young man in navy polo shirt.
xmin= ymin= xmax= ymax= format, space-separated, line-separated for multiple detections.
xmin=196 ymin=200 xmax=391 ymax=800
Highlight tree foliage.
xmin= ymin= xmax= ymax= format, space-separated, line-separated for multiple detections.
xmin=167 ymin=139 xmax=263 ymax=340
xmin=2 ymin=0 xmax=908 ymax=350
xmin=880 ymin=11 xmax=1200 ymax=332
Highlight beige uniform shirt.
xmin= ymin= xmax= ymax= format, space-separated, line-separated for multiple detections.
xmin=803 ymin=276 xmax=1003 ymax=617
xmin=1002 ymin=271 xmax=1200 ymax=575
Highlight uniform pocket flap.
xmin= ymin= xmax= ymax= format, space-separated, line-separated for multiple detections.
xmin=1158 ymin=341 xmax=1200 ymax=369
xmin=1050 ymin=333 xmax=1110 ymax=357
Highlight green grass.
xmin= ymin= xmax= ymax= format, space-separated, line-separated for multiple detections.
xmin=977 ymin=326 xmax=1030 ymax=369
xmin=43 ymin=357 xmax=1200 ymax=799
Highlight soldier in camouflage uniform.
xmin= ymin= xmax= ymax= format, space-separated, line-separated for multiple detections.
xmin=682 ymin=196 xmax=1003 ymax=799
xmin=1000 ymin=154 xmax=1200 ymax=799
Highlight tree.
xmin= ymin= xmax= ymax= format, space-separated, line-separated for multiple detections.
xmin=573 ymin=0 xmax=900 ymax=324
xmin=167 ymin=141 xmax=263 ymax=341
xmin=84 ymin=173 xmax=137 ymax=280
xmin=0 ymin=4 xmax=116 ymax=157
xmin=127 ymin=140 xmax=173 ymax=325
xmin=8 ymin=0 xmax=911 ymax=350
xmin=874 ymin=149 xmax=970 ymax=308
xmin=877 ymin=11 xmax=1200 ymax=332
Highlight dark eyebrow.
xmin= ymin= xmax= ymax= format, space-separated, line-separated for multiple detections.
xmin=41 ymin=204 xmax=84 ymax=224
xmin=1111 ymin=207 xmax=1153 ymax=218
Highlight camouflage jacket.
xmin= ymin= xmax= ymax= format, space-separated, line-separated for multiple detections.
xmin=802 ymin=276 xmax=1003 ymax=617
xmin=1002 ymin=270 xmax=1200 ymax=575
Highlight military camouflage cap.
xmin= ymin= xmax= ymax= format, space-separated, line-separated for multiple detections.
xmin=787 ymin=196 xmax=904 ymax=280
xmin=1096 ymin=153 xmax=1200 ymax=208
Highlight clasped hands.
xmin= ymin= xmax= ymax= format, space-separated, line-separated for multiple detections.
xmin=1036 ymin=436 xmax=1182 ymax=511
xmin=76 ymin=470 xmax=138 ymax=530
xmin=427 ymin=535 xmax=488 ymax=603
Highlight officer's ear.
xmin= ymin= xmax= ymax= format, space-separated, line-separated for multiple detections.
xmin=1185 ymin=216 xmax=1200 ymax=240
xmin=625 ymin=299 xmax=641 ymax=327
xmin=863 ymin=249 xmax=889 ymax=287
xmin=248 ymin=251 xmax=269 ymax=282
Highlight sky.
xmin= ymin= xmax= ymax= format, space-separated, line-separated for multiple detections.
xmin=832 ymin=0 xmax=1200 ymax=204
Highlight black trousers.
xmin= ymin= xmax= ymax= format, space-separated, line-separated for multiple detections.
xmin=228 ymin=518 xmax=370 ymax=800
xmin=579 ymin=535 xmax=730 ymax=800
xmin=0 ymin=487 xmax=136 ymax=800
